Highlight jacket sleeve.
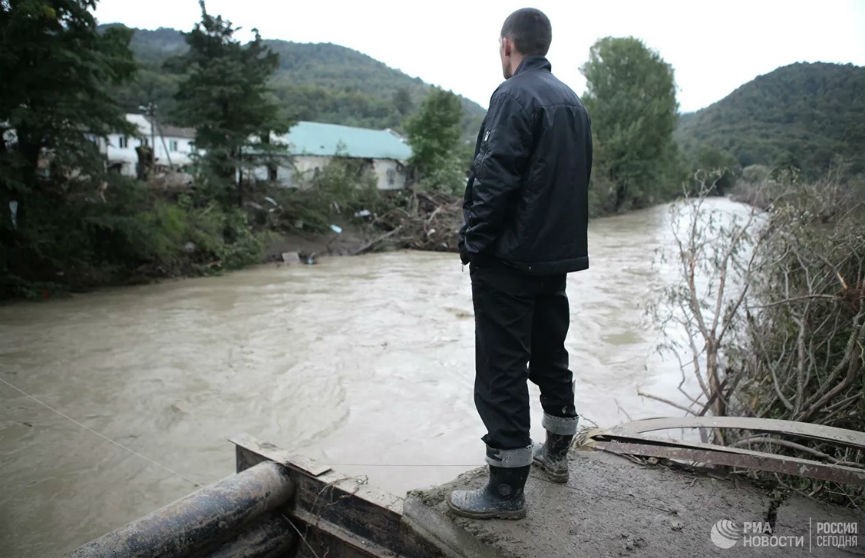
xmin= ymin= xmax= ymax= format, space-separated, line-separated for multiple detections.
xmin=462 ymin=91 xmax=532 ymax=259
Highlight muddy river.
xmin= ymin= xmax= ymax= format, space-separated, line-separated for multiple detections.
xmin=0 ymin=198 xmax=746 ymax=555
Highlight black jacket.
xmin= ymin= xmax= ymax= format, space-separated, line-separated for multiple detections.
xmin=458 ymin=56 xmax=592 ymax=275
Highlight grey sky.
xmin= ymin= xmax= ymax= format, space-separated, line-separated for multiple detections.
xmin=94 ymin=0 xmax=865 ymax=113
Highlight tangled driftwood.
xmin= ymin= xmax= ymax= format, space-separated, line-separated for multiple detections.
xmin=353 ymin=190 xmax=462 ymax=255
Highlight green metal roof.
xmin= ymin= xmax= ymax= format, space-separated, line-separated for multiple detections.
xmin=283 ymin=121 xmax=411 ymax=161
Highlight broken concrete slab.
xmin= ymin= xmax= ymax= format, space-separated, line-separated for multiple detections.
xmin=404 ymin=450 xmax=864 ymax=558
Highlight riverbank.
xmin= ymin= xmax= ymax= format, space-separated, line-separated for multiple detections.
xmin=262 ymin=226 xmax=373 ymax=262
xmin=0 ymin=183 xmax=463 ymax=301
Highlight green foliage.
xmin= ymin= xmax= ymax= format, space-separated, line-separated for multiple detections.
xmin=0 ymin=0 xmax=136 ymax=194
xmin=268 ymin=156 xmax=382 ymax=233
xmin=0 ymin=173 xmax=264 ymax=299
xmin=166 ymin=1 xmax=288 ymax=206
xmin=105 ymin=25 xmax=187 ymax=116
xmin=392 ymin=88 xmax=414 ymax=117
xmin=405 ymin=88 xmax=466 ymax=195
xmin=675 ymin=62 xmax=865 ymax=180
xmin=0 ymin=0 xmax=141 ymax=298
xmin=581 ymin=36 xmax=681 ymax=213
xmin=102 ymin=25 xmax=486 ymax=141
xmin=690 ymin=145 xmax=740 ymax=195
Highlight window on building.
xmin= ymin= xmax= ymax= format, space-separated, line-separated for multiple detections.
xmin=169 ymin=140 xmax=179 ymax=152
xmin=386 ymin=168 xmax=396 ymax=186
xmin=118 ymin=136 xmax=128 ymax=149
xmin=138 ymin=138 xmax=149 ymax=147
xmin=189 ymin=142 xmax=196 ymax=152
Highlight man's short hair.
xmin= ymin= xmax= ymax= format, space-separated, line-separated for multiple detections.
xmin=501 ymin=8 xmax=552 ymax=56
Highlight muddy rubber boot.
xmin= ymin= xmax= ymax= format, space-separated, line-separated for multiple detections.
xmin=532 ymin=413 xmax=578 ymax=483
xmin=532 ymin=431 xmax=574 ymax=483
xmin=447 ymin=465 xmax=531 ymax=520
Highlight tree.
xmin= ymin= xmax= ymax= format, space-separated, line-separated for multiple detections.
xmin=392 ymin=87 xmax=413 ymax=117
xmin=0 ymin=0 xmax=136 ymax=192
xmin=692 ymin=145 xmax=739 ymax=195
xmin=405 ymin=87 xmax=464 ymax=194
xmin=168 ymin=1 xmax=288 ymax=206
xmin=581 ymin=36 xmax=680 ymax=212
xmin=1 ymin=0 xmax=136 ymax=294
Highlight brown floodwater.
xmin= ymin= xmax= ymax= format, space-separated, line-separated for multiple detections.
xmin=0 ymin=198 xmax=747 ymax=555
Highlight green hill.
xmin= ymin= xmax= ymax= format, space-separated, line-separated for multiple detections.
xmin=106 ymin=25 xmax=485 ymax=139
xmin=675 ymin=62 xmax=865 ymax=178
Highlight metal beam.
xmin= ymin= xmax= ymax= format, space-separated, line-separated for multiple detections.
xmin=65 ymin=461 xmax=295 ymax=558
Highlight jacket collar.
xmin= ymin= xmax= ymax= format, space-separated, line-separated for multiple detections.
xmin=513 ymin=55 xmax=552 ymax=76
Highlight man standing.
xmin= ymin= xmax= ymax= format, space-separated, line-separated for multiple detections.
xmin=449 ymin=8 xmax=592 ymax=520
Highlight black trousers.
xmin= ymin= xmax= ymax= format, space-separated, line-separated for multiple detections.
xmin=470 ymin=260 xmax=578 ymax=450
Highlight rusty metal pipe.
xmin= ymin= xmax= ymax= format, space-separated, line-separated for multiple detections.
xmin=66 ymin=461 xmax=295 ymax=558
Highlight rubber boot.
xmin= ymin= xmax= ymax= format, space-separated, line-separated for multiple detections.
xmin=447 ymin=465 xmax=531 ymax=520
xmin=532 ymin=431 xmax=574 ymax=483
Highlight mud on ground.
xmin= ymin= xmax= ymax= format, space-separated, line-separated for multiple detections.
xmin=404 ymin=450 xmax=864 ymax=558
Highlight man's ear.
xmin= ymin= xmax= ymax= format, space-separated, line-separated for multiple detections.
xmin=502 ymin=37 xmax=512 ymax=57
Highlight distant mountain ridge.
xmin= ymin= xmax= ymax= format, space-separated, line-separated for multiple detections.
xmin=104 ymin=25 xmax=485 ymax=139
xmin=676 ymin=62 xmax=865 ymax=178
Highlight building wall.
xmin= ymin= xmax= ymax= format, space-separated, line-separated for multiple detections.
xmin=265 ymin=155 xmax=407 ymax=190
xmin=99 ymin=114 xmax=196 ymax=177
xmin=103 ymin=133 xmax=196 ymax=176
xmin=372 ymin=158 xmax=407 ymax=190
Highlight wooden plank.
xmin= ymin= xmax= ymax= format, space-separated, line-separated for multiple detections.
xmin=230 ymin=432 xmax=332 ymax=476
xmin=606 ymin=417 xmax=865 ymax=449
xmin=594 ymin=440 xmax=865 ymax=485
xmin=588 ymin=429 xmax=865 ymax=478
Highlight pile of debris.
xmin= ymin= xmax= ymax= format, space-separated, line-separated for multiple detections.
xmin=354 ymin=189 xmax=463 ymax=255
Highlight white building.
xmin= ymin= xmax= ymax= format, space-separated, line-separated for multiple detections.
xmin=96 ymin=117 xmax=412 ymax=190
xmin=267 ymin=121 xmax=412 ymax=190
xmin=99 ymin=114 xmax=197 ymax=177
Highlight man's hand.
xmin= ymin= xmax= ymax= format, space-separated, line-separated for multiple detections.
xmin=460 ymin=249 xmax=471 ymax=265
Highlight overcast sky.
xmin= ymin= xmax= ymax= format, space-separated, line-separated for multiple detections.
xmin=94 ymin=0 xmax=865 ymax=113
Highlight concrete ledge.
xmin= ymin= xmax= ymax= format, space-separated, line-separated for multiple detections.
xmin=404 ymin=450 xmax=864 ymax=558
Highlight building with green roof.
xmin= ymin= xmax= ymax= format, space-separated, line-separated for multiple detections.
xmin=271 ymin=121 xmax=412 ymax=190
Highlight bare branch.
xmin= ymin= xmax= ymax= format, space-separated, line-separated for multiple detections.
xmin=636 ymin=390 xmax=695 ymax=414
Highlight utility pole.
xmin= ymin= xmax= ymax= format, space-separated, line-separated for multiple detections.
xmin=136 ymin=102 xmax=158 ymax=181
xmin=139 ymin=102 xmax=156 ymax=152
xmin=138 ymin=102 xmax=173 ymax=168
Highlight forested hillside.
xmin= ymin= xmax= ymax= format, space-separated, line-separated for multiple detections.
xmin=676 ymin=62 xmax=865 ymax=178
xmin=106 ymin=25 xmax=485 ymax=138
xmin=114 ymin=28 xmax=865 ymax=183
